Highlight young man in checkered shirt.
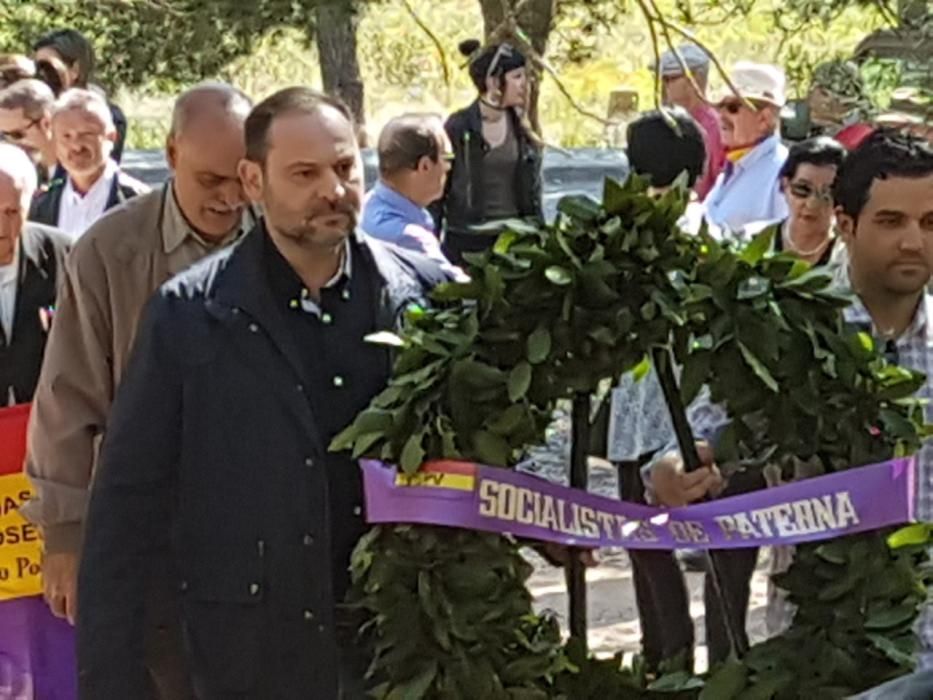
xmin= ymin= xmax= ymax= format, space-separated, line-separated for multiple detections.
xmin=648 ymin=130 xmax=933 ymax=664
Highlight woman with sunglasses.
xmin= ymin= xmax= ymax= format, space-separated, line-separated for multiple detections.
xmin=768 ymin=136 xmax=847 ymax=265
xmin=433 ymin=39 xmax=543 ymax=265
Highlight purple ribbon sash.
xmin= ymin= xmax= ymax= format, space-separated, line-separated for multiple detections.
xmin=361 ymin=457 xmax=916 ymax=549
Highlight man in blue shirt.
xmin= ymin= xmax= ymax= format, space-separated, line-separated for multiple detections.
xmin=704 ymin=62 xmax=790 ymax=235
xmin=362 ymin=113 xmax=462 ymax=275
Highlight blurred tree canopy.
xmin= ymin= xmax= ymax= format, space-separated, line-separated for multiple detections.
xmin=0 ymin=0 xmax=925 ymax=130
xmin=0 ymin=0 xmax=368 ymax=125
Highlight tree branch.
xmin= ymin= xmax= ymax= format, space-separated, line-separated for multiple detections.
xmin=645 ymin=0 xmax=710 ymax=107
xmin=400 ymin=0 xmax=450 ymax=92
xmin=632 ymin=0 xmax=664 ymax=108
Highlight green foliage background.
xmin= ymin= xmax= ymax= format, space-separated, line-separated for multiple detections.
xmin=0 ymin=0 xmax=888 ymax=148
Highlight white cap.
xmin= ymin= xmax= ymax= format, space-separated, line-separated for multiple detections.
xmin=655 ymin=44 xmax=710 ymax=77
xmin=714 ymin=62 xmax=787 ymax=107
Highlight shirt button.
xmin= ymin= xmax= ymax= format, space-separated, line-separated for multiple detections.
xmin=341 ymin=289 xmax=351 ymax=301
xmin=321 ymin=312 xmax=333 ymax=325
xmin=289 ymin=299 xmax=300 ymax=309
xmin=333 ymin=375 xmax=344 ymax=388
xmin=249 ymin=583 xmax=261 ymax=596
xmin=248 ymin=323 xmax=259 ymax=333
xmin=303 ymin=609 xmax=315 ymax=621
xmin=296 ymin=383 xmax=304 ymax=393
xmin=301 ymin=288 xmax=310 ymax=299
xmin=353 ymin=505 xmax=362 ymax=517
xmin=179 ymin=580 xmax=189 ymax=592
xmin=304 ymin=457 xmax=314 ymax=467
xmin=303 ymin=534 xmax=314 ymax=546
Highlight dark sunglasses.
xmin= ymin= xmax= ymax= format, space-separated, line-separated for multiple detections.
xmin=720 ymin=98 xmax=771 ymax=115
xmin=788 ymin=181 xmax=834 ymax=205
xmin=1 ymin=116 xmax=41 ymax=142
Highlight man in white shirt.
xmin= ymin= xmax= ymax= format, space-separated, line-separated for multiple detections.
xmin=704 ymin=62 xmax=790 ymax=235
xmin=0 ymin=143 xmax=70 ymax=405
xmin=29 ymin=88 xmax=147 ymax=237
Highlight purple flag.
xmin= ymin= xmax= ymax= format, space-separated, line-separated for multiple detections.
xmin=0 ymin=597 xmax=76 ymax=699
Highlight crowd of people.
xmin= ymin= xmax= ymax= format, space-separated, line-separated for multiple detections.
xmin=0 ymin=25 xmax=931 ymax=700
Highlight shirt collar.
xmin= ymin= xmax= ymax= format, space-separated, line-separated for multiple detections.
xmin=372 ymin=181 xmax=433 ymax=227
xmin=731 ymin=134 xmax=780 ymax=171
xmin=63 ymin=159 xmax=117 ymax=203
xmin=264 ymin=222 xmax=353 ymax=314
xmin=162 ymin=181 xmax=248 ymax=254
xmin=840 ymin=269 xmax=933 ymax=348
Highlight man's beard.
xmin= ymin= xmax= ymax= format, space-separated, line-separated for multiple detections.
xmin=279 ymin=205 xmax=358 ymax=245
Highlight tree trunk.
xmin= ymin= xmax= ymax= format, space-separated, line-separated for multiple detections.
xmin=478 ymin=0 xmax=557 ymax=135
xmin=314 ymin=0 xmax=367 ymax=144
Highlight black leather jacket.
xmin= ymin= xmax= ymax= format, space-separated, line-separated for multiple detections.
xmin=433 ymin=100 xmax=543 ymax=237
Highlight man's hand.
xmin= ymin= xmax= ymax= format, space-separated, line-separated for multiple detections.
xmin=650 ymin=443 xmax=723 ymax=507
xmin=42 ymin=551 xmax=79 ymax=625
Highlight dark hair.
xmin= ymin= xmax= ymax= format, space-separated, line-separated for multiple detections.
xmin=377 ymin=113 xmax=443 ymax=177
xmin=244 ymin=86 xmax=353 ymax=164
xmin=33 ymin=29 xmax=94 ymax=87
xmin=833 ymin=129 xmax=933 ymax=220
xmin=779 ymin=136 xmax=846 ymax=180
xmin=34 ymin=58 xmax=67 ymax=96
xmin=626 ymin=108 xmax=706 ymax=188
xmin=459 ymin=39 xmax=526 ymax=93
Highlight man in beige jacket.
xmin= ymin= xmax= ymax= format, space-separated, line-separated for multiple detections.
xmin=22 ymin=81 xmax=253 ymax=699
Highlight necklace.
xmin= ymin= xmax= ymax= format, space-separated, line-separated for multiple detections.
xmin=783 ymin=223 xmax=831 ymax=258
xmin=479 ymin=98 xmax=506 ymax=122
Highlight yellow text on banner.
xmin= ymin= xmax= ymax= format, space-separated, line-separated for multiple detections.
xmin=0 ymin=472 xmax=42 ymax=601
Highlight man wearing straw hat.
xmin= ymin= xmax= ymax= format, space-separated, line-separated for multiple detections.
xmin=704 ymin=62 xmax=790 ymax=234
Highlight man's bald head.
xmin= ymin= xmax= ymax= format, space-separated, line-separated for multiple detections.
xmin=168 ymin=81 xmax=252 ymax=140
xmin=166 ymin=82 xmax=252 ymax=240
xmin=0 ymin=143 xmax=37 ymax=264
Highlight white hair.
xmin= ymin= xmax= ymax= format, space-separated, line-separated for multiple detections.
xmin=51 ymin=87 xmax=114 ymax=132
xmin=0 ymin=143 xmax=38 ymax=197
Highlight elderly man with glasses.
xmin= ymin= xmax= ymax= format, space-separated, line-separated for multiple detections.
xmin=704 ymin=62 xmax=791 ymax=235
xmin=0 ymin=79 xmax=58 ymax=187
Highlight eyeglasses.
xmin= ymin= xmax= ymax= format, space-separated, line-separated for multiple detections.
xmin=788 ymin=181 xmax=834 ymax=205
xmin=719 ymin=99 xmax=770 ymax=115
xmin=1 ymin=116 xmax=41 ymax=142
xmin=441 ymin=152 xmax=455 ymax=163
xmin=720 ymin=100 xmax=748 ymax=115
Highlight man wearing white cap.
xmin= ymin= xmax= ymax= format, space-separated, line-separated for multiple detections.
xmin=704 ymin=62 xmax=790 ymax=234
xmin=656 ymin=44 xmax=724 ymax=200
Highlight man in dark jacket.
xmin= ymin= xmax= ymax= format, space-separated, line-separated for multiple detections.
xmin=0 ymin=142 xmax=69 ymax=405
xmin=77 ymin=87 xmax=451 ymax=699
xmin=29 ymin=87 xmax=147 ymax=237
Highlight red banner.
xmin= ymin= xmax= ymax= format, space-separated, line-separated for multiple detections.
xmin=0 ymin=403 xmax=29 ymax=476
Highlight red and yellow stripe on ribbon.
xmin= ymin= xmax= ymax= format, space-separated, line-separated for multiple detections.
xmin=395 ymin=460 xmax=477 ymax=491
